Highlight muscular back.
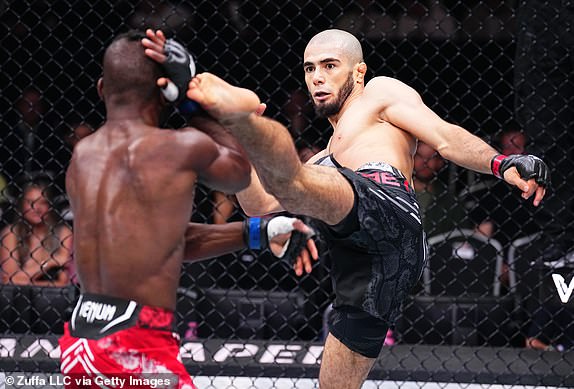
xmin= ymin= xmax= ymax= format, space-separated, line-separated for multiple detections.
xmin=67 ymin=120 xmax=248 ymax=309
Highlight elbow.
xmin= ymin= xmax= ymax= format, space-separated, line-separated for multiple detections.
xmin=239 ymin=162 xmax=252 ymax=188
xmin=220 ymin=159 xmax=252 ymax=194
xmin=231 ymin=161 xmax=252 ymax=193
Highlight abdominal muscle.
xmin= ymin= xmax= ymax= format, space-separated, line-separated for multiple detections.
xmin=329 ymin=121 xmax=416 ymax=183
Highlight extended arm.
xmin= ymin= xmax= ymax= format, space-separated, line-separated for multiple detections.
xmin=184 ymin=218 xmax=318 ymax=276
xmin=368 ymin=77 xmax=548 ymax=205
xmin=184 ymin=222 xmax=245 ymax=261
xmin=370 ymin=77 xmax=498 ymax=172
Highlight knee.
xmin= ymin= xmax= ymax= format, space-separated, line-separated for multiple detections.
xmin=328 ymin=306 xmax=389 ymax=358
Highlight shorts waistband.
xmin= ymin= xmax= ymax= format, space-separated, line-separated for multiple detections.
xmin=355 ymin=162 xmax=412 ymax=192
xmin=356 ymin=161 xmax=406 ymax=179
xmin=70 ymin=293 xmax=176 ymax=339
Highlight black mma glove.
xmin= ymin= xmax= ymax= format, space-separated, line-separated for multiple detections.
xmin=160 ymin=38 xmax=198 ymax=109
xmin=491 ymin=154 xmax=550 ymax=186
xmin=243 ymin=216 xmax=315 ymax=263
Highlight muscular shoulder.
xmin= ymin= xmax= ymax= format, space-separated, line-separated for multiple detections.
xmin=364 ymin=76 xmax=421 ymax=104
xmin=134 ymin=127 xmax=218 ymax=170
xmin=139 ymin=127 xmax=211 ymax=149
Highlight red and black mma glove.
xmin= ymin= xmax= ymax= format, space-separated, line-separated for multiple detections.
xmin=491 ymin=154 xmax=550 ymax=186
xmin=243 ymin=216 xmax=315 ymax=264
xmin=159 ymin=38 xmax=203 ymax=115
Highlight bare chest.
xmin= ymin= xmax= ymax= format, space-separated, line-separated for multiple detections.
xmin=328 ymin=114 xmax=415 ymax=175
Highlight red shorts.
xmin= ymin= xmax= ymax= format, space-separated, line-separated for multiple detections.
xmin=59 ymin=303 xmax=196 ymax=389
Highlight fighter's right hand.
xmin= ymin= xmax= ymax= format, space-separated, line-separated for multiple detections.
xmin=142 ymin=29 xmax=196 ymax=103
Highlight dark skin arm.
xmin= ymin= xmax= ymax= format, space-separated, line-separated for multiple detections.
xmin=184 ymin=220 xmax=319 ymax=276
xmin=171 ymin=122 xmax=251 ymax=194
xmin=184 ymin=222 xmax=245 ymax=261
xmin=185 ymin=116 xmax=252 ymax=193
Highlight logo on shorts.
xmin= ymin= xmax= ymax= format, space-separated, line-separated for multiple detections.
xmin=78 ymin=301 xmax=117 ymax=323
xmin=552 ymin=274 xmax=574 ymax=304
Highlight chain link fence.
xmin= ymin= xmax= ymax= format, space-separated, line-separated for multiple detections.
xmin=1 ymin=0 xmax=573 ymax=387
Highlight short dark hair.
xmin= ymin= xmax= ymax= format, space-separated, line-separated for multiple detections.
xmin=101 ymin=30 xmax=162 ymax=104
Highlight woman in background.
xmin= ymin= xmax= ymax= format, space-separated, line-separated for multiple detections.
xmin=1 ymin=177 xmax=72 ymax=286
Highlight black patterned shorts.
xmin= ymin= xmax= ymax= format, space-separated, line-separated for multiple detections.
xmin=317 ymin=162 xmax=428 ymax=324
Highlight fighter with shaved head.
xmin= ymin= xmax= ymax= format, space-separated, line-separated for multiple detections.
xmin=145 ymin=29 xmax=550 ymax=389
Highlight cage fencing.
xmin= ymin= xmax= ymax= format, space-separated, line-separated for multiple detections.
xmin=0 ymin=0 xmax=573 ymax=387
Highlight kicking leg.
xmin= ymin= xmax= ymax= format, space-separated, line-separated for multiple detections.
xmin=187 ymin=73 xmax=354 ymax=225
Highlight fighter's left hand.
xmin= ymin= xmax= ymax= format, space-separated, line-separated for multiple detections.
xmin=142 ymin=29 xmax=168 ymax=90
xmin=142 ymin=29 xmax=196 ymax=103
xmin=492 ymin=154 xmax=550 ymax=206
xmin=142 ymin=29 xmax=167 ymax=64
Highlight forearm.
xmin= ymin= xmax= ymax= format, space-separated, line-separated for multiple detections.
xmin=184 ymin=222 xmax=245 ymax=261
xmin=436 ymin=124 xmax=499 ymax=174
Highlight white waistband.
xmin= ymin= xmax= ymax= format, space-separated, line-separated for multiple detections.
xmin=357 ymin=162 xmax=397 ymax=175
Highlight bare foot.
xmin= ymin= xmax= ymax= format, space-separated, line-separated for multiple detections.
xmin=186 ymin=73 xmax=261 ymax=121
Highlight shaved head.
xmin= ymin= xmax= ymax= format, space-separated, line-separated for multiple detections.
xmin=305 ymin=29 xmax=363 ymax=65
xmin=102 ymin=31 xmax=162 ymax=105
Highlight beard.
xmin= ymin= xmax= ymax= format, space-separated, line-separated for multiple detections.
xmin=313 ymin=73 xmax=355 ymax=118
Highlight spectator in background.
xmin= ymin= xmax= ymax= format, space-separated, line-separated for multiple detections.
xmin=1 ymin=87 xmax=67 ymax=194
xmin=499 ymin=129 xmax=527 ymax=156
xmin=63 ymin=122 xmax=95 ymax=150
xmin=466 ymin=128 xmax=538 ymax=246
xmin=414 ymin=141 xmax=471 ymax=236
xmin=0 ymin=175 xmax=72 ymax=286
xmin=1 ymin=88 xmax=48 ymax=182
xmin=335 ymin=0 xmax=394 ymax=41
